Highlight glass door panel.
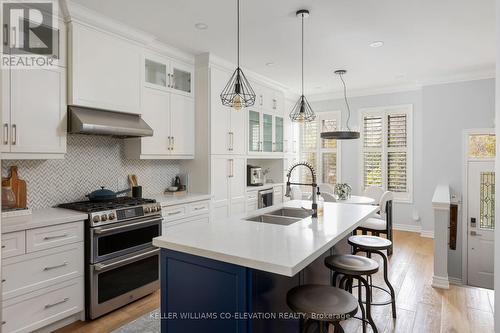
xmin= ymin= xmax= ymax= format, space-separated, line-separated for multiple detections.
xmin=262 ymin=114 xmax=273 ymax=152
xmin=172 ymin=67 xmax=192 ymax=94
xmin=275 ymin=116 xmax=284 ymax=152
xmin=248 ymin=110 xmax=261 ymax=152
xmin=145 ymin=59 xmax=167 ymax=88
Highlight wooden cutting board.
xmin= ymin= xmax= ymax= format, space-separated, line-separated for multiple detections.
xmin=2 ymin=166 xmax=27 ymax=208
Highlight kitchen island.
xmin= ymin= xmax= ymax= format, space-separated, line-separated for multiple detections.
xmin=152 ymin=200 xmax=378 ymax=333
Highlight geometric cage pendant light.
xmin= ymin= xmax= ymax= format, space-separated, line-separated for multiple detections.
xmin=320 ymin=70 xmax=360 ymax=139
xmin=289 ymin=9 xmax=316 ymax=123
xmin=220 ymin=0 xmax=256 ymax=110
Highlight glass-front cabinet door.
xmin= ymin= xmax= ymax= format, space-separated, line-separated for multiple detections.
xmin=274 ymin=116 xmax=284 ymax=152
xmin=170 ymin=61 xmax=193 ymax=96
xmin=248 ymin=110 xmax=261 ymax=152
xmin=262 ymin=113 xmax=273 ymax=152
xmin=145 ymin=58 xmax=168 ymax=89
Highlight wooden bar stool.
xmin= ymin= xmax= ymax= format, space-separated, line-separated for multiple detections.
xmin=286 ymin=284 xmax=358 ymax=333
xmin=348 ymin=235 xmax=397 ymax=319
xmin=324 ymin=254 xmax=379 ymax=333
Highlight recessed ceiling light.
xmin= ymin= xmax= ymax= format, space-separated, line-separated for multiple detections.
xmin=195 ymin=23 xmax=208 ymax=30
xmin=369 ymin=41 xmax=384 ymax=48
xmin=265 ymin=62 xmax=275 ymax=67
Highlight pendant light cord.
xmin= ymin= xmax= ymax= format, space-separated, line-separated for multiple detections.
xmin=339 ymin=72 xmax=352 ymax=131
xmin=301 ymin=13 xmax=304 ymax=96
xmin=237 ymin=0 xmax=240 ymax=68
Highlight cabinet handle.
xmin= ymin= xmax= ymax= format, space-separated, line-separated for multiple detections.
xmin=167 ymin=73 xmax=171 ymax=88
xmin=43 ymin=233 xmax=67 ymax=241
xmin=168 ymin=136 xmax=172 ymax=150
xmin=43 ymin=262 xmax=68 ymax=271
xmin=3 ymin=123 xmax=8 ymax=145
xmin=11 ymin=124 xmax=16 ymax=145
xmin=228 ymin=159 xmax=234 ymax=178
xmin=168 ymin=210 xmax=182 ymax=216
xmin=2 ymin=24 xmax=8 ymax=46
xmin=171 ymin=73 xmax=175 ymax=88
xmin=273 ymin=99 xmax=277 ymax=110
xmin=172 ymin=136 xmax=175 ymax=151
xmin=259 ymin=95 xmax=263 ymax=106
xmin=11 ymin=26 xmax=16 ymax=48
xmin=44 ymin=297 xmax=69 ymax=309
xmin=193 ymin=206 xmax=205 ymax=211
xmin=228 ymin=132 xmax=234 ymax=151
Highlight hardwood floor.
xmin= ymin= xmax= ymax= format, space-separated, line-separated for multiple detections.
xmin=55 ymin=231 xmax=494 ymax=333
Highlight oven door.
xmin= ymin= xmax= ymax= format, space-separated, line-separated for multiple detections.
xmin=89 ymin=247 xmax=160 ymax=319
xmin=90 ymin=215 xmax=162 ymax=263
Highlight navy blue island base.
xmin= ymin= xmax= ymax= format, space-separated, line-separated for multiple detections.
xmin=159 ymin=244 xmax=346 ymax=333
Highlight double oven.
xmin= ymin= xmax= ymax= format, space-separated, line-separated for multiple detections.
xmin=88 ymin=210 xmax=162 ymax=319
xmin=60 ymin=198 xmax=163 ymax=319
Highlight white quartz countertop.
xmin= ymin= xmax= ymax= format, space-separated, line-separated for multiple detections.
xmin=2 ymin=208 xmax=88 ymax=234
xmin=246 ymin=183 xmax=284 ymax=192
xmin=148 ymin=193 xmax=212 ymax=207
xmin=153 ymin=200 xmax=378 ymax=277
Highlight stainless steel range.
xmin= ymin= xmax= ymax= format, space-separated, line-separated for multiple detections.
xmin=59 ymin=197 xmax=162 ymax=319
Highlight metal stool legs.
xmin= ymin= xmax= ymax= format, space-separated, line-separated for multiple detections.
xmin=371 ymin=249 xmax=397 ymax=319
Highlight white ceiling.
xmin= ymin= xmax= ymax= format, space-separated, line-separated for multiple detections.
xmin=72 ymin=0 xmax=495 ymax=95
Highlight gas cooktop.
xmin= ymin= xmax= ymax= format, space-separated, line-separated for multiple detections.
xmin=58 ymin=197 xmax=156 ymax=213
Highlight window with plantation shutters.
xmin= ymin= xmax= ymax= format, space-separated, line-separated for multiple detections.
xmin=361 ymin=105 xmax=412 ymax=202
xmin=297 ymin=112 xmax=341 ymax=193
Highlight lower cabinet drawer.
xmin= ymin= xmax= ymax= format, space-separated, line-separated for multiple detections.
xmin=2 ymin=242 xmax=84 ymax=300
xmin=162 ymin=205 xmax=187 ymax=222
xmin=2 ymin=277 xmax=84 ymax=333
xmin=26 ymin=222 xmax=83 ymax=253
xmin=1 ymin=231 xmax=26 ymax=259
xmin=162 ymin=215 xmax=209 ymax=234
xmin=186 ymin=201 xmax=210 ymax=215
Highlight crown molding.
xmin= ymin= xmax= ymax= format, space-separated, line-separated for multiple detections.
xmin=202 ymin=53 xmax=290 ymax=92
xmin=64 ymin=0 xmax=194 ymax=64
xmin=308 ymin=83 xmax=422 ymax=102
xmin=307 ymin=68 xmax=495 ymax=102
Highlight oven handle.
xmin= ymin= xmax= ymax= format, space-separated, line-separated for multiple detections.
xmin=94 ymin=248 xmax=160 ymax=272
xmin=93 ymin=217 xmax=162 ymax=235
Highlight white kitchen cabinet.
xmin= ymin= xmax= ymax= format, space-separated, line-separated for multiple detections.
xmin=161 ymin=200 xmax=211 ymax=232
xmin=170 ymin=93 xmax=195 ymax=155
xmin=273 ymin=185 xmax=284 ymax=205
xmin=211 ymin=156 xmax=246 ymax=219
xmin=69 ymin=22 xmax=142 ymax=114
xmin=143 ymin=53 xmax=193 ymax=97
xmin=210 ymin=67 xmax=246 ymax=155
xmin=124 ymin=88 xmax=194 ymax=159
xmin=1 ymin=67 xmax=66 ymax=159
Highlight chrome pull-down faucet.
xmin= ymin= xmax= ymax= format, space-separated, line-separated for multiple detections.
xmin=285 ymin=162 xmax=320 ymax=218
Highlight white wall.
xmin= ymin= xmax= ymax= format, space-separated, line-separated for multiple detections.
xmin=312 ymin=78 xmax=495 ymax=281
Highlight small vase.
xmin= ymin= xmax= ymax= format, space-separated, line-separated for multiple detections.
xmin=334 ymin=183 xmax=352 ymax=200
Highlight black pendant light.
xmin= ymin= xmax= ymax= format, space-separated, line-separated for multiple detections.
xmin=320 ymin=70 xmax=360 ymax=140
xmin=289 ymin=9 xmax=315 ymax=123
xmin=220 ymin=0 xmax=256 ymax=110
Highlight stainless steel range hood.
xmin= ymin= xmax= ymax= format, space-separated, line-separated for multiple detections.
xmin=68 ymin=106 xmax=153 ymax=138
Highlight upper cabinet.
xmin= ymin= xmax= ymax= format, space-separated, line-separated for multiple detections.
xmin=210 ymin=66 xmax=246 ymax=155
xmin=68 ymin=22 xmax=142 ymax=114
xmin=143 ymin=53 xmax=193 ymax=97
xmin=0 ymin=17 xmax=67 ymax=159
xmin=251 ymin=82 xmax=284 ymax=114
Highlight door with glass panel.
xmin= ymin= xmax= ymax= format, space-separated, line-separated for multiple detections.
xmin=466 ymin=132 xmax=495 ymax=289
xmin=248 ymin=110 xmax=261 ymax=153
xmin=274 ymin=116 xmax=284 ymax=152
xmin=262 ymin=113 xmax=273 ymax=152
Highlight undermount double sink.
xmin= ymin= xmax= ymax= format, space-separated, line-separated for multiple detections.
xmin=246 ymin=208 xmax=314 ymax=226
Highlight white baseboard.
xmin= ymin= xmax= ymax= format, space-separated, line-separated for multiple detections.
xmin=393 ymin=223 xmax=421 ymax=233
xmin=420 ymin=229 xmax=435 ymax=238
xmin=431 ymin=275 xmax=450 ymax=289
xmin=448 ymin=277 xmax=463 ymax=285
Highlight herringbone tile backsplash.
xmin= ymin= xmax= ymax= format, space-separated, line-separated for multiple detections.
xmin=2 ymin=135 xmax=181 ymax=209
